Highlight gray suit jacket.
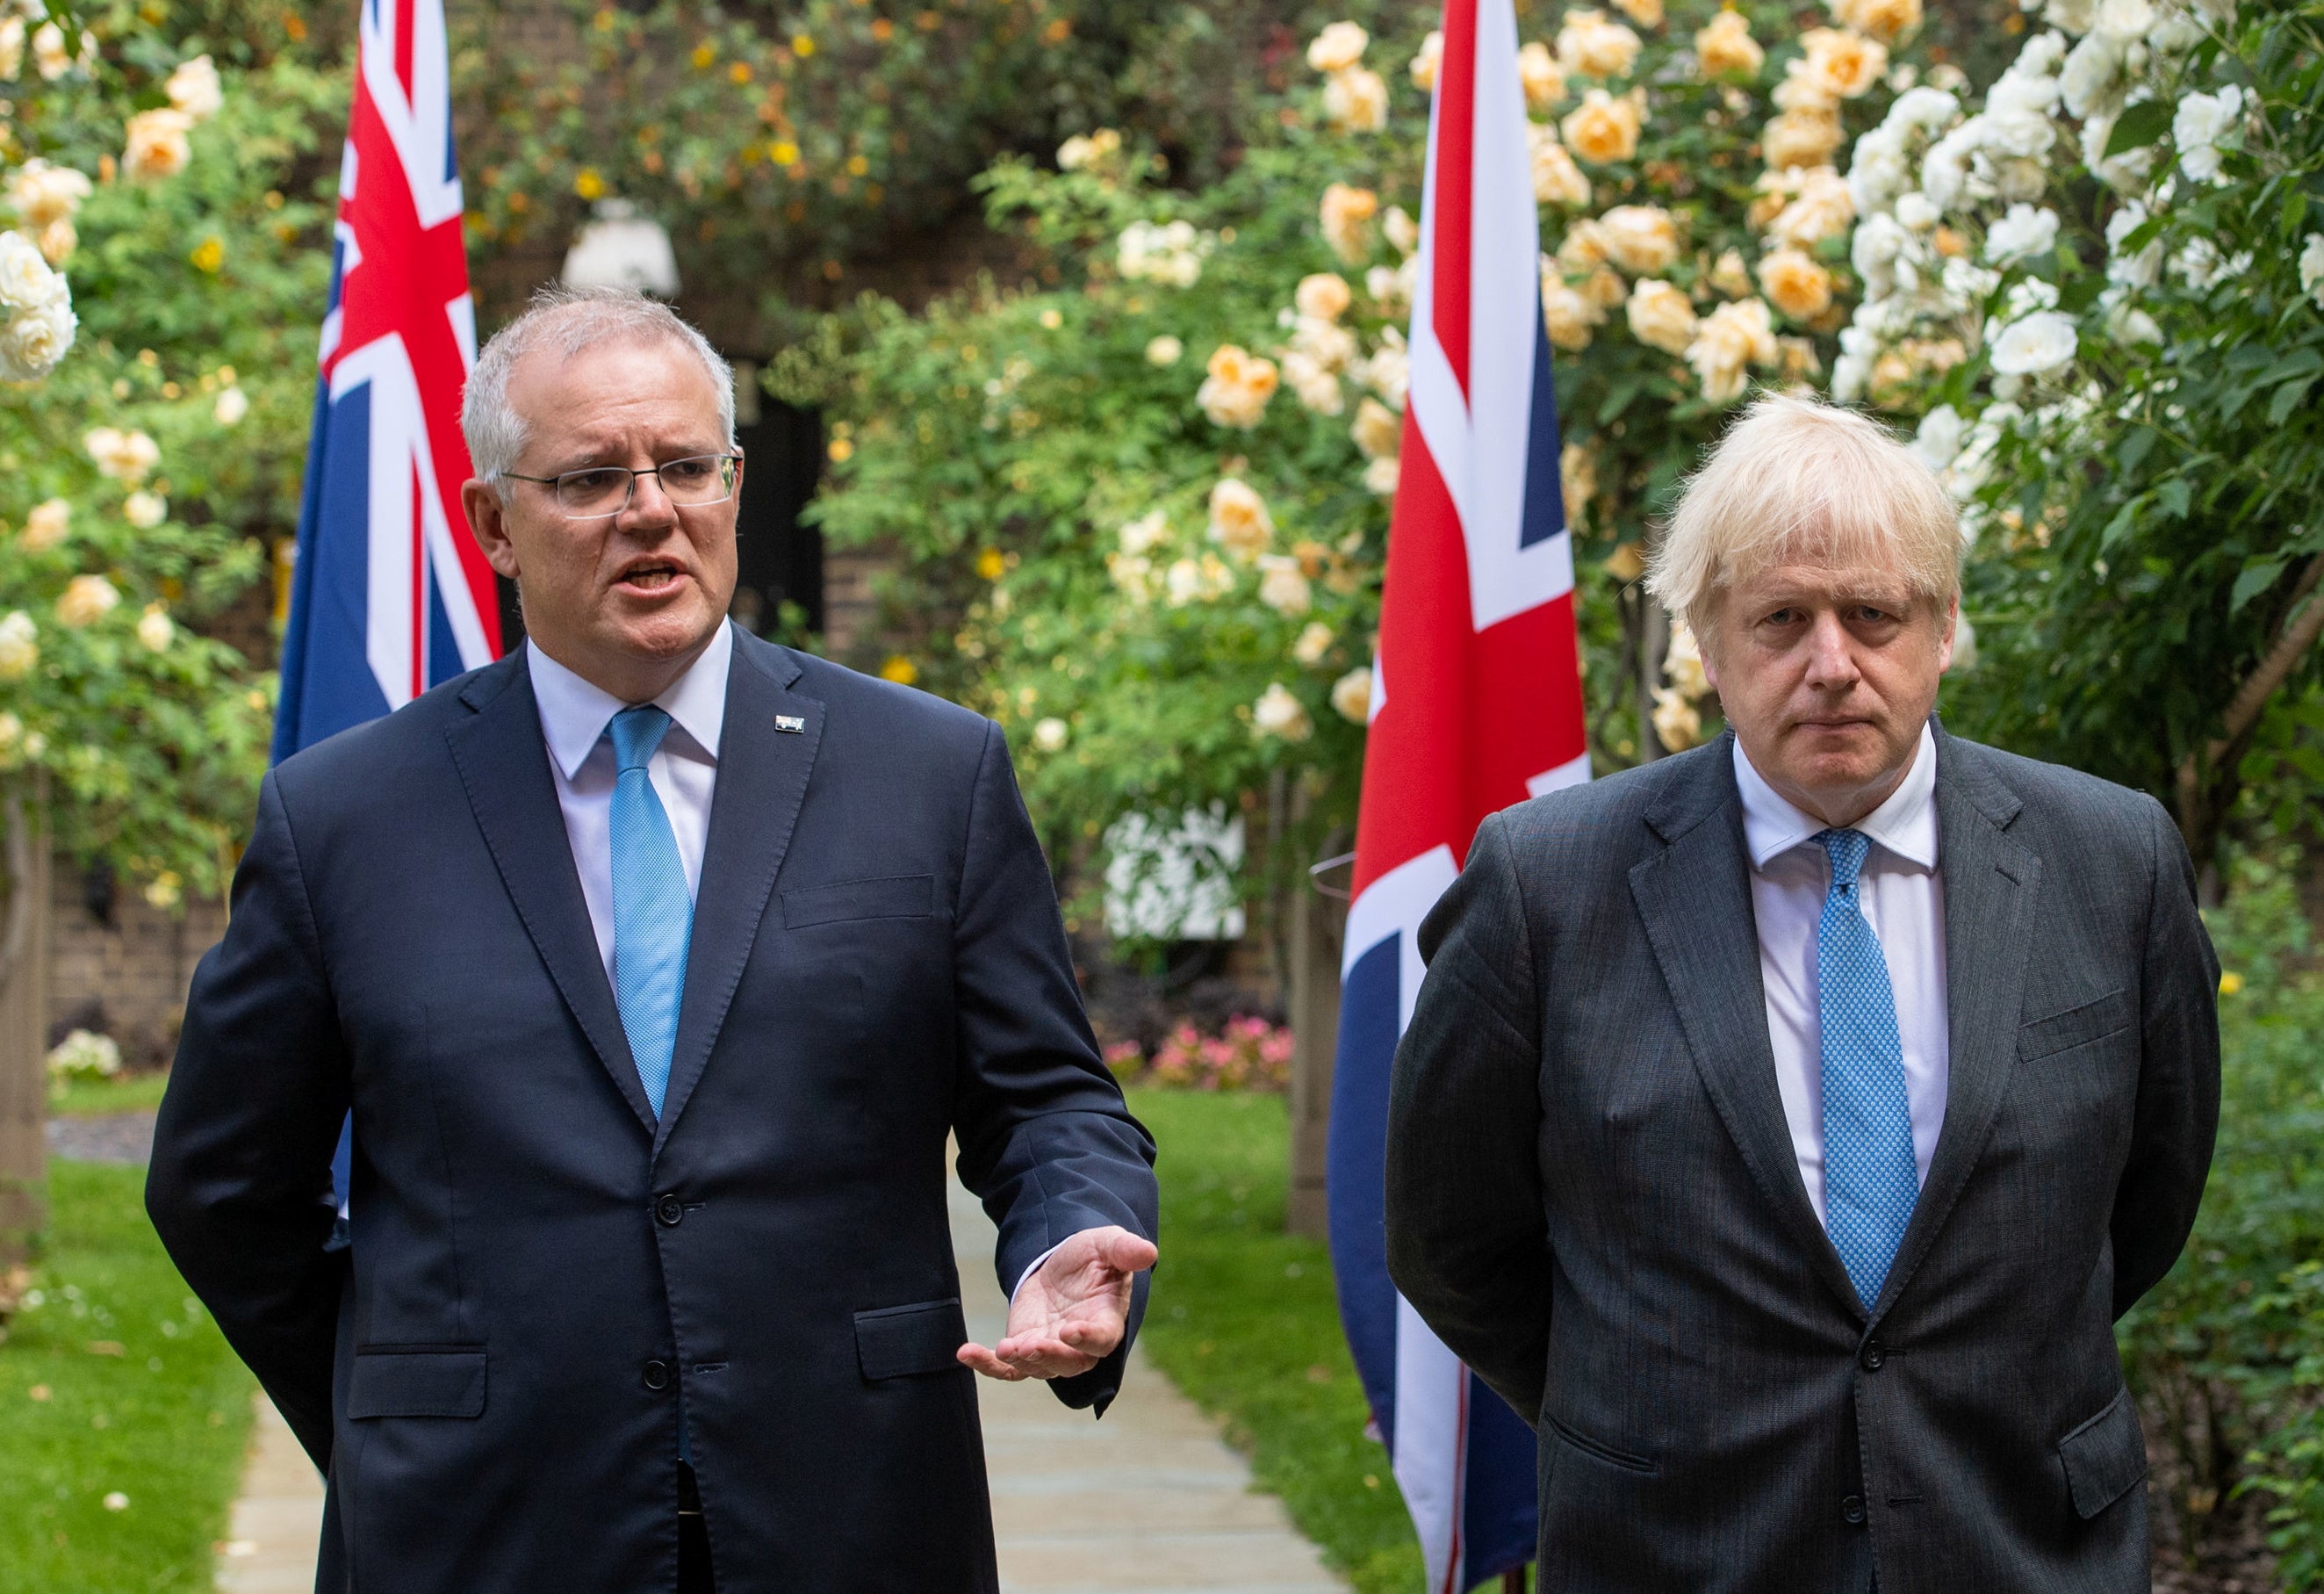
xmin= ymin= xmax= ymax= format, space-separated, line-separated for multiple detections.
xmin=1385 ymin=725 xmax=2219 ymax=1593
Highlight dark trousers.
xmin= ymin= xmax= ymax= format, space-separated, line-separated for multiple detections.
xmin=679 ymin=1464 xmax=714 ymax=1593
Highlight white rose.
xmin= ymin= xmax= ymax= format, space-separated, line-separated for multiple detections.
xmin=2301 ymin=233 xmax=2324 ymax=310
xmin=1292 ymin=622 xmax=1335 ymax=667
xmin=0 ymin=229 xmax=62 ymax=310
xmin=137 ymin=605 xmax=175 ymax=653
xmin=2173 ymin=85 xmax=2243 ymax=183
xmin=1306 ymin=21 xmax=1369 ymax=74
xmin=1119 ymin=510 xmax=1171 ymax=557
xmin=1256 ymin=553 xmax=1313 ymax=617
xmin=32 ymin=20 xmax=66 ymax=80
xmin=124 ymin=490 xmax=167 ymax=528
xmin=0 ymin=295 xmax=74 ymax=379
xmin=1989 ymin=310 xmax=2077 ymax=376
xmin=9 ymin=160 xmax=92 ymax=227
xmin=1252 ymin=682 xmax=1314 ymax=742
xmin=85 ymin=426 xmax=161 ymax=481
xmin=0 ymin=17 xmax=21 ymax=79
xmin=2059 ymin=31 xmax=2126 ymax=118
xmin=0 ymin=610 xmax=35 ymax=679
xmin=2046 ymin=0 xmax=2099 ymax=30
xmin=1330 ymin=667 xmax=1374 ymax=725
xmin=1323 ymin=66 xmax=1389 ymax=133
xmin=1984 ymin=204 xmax=2061 ymax=264
xmin=54 ymin=573 xmax=119 ymax=628
xmin=1363 ymin=455 xmax=1400 ymax=495
xmin=1144 ymin=335 xmax=1183 ymax=367
xmin=214 ymin=385 xmax=249 ymax=424
xmin=1032 ymin=717 xmax=1068 ymax=753
xmin=2094 ymin=0 xmax=2155 ymax=36
xmin=20 ymin=497 xmax=68 ymax=552
xmin=2105 ymin=200 xmax=2162 ymax=287
xmin=166 ymin=54 xmax=224 ymax=121
xmin=1895 ymin=191 xmax=1940 ymax=230
xmin=1911 ymin=405 xmax=1966 ymax=468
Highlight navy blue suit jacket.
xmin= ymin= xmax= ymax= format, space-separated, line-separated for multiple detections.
xmin=147 ymin=629 xmax=1158 ymax=1593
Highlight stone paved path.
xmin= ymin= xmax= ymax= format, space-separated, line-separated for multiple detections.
xmin=45 ymin=1108 xmax=155 ymax=1165
xmin=950 ymin=1176 xmax=1347 ymax=1593
xmin=198 ymin=1171 xmax=1347 ymax=1591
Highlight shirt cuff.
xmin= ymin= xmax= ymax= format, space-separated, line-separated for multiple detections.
xmin=1010 ymin=1236 xmax=1077 ymax=1304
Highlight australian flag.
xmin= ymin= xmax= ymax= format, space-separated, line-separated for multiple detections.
xmin=274 ymin=0 xmax=501 ymax=763
xmin=1324 ymin=0 xmax=1590 ymax=1588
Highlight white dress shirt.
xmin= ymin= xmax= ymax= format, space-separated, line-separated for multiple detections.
xmin=526 ymin=624 xmax=1068 ymax=1307
xmin=528 ymin=624 xmax=731 ymax=983
xmin=1735 ymin=725 xmax=1949 ymax=1225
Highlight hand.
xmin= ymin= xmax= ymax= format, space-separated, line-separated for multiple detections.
xmin=957 ymin=1225 xmax=1158 ymax=1382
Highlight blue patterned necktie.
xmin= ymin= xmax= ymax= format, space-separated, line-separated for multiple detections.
xmin=1815 ymin=827 xmax=1921 ymax=1310
xmin=608 ymin=705 xmax=693 ymax=1119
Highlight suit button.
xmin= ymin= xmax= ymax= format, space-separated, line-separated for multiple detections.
xmin=1860 ymin=1340 xmax=1886 ymax=1372
xmin=1842 ymin=1494 xmax=1867 ymax=1525
xmin=643 ymin=1360 xmax=671 ymax=1392
xmin=654 ymin=1194 xmax=684 ymax=1228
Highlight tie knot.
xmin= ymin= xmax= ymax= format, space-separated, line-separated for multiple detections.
xmin=1817 ymin=827 xmax=1871 ymax=893
xmin=608 ymin=704 xmax=673 ymax=775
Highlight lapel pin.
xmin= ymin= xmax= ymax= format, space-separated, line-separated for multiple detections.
xmin=774 ymin=714 xmax=807 ymax=734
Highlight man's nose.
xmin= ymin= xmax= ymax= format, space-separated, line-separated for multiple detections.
xmin=618 ymin=468 xmax=680 ymax=532
xmin=1802 ymin=611 xmax=1859 ymax=689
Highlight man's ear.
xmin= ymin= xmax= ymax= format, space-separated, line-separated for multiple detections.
xmin=462 ymin=478 xmax=522 ymax=581
xmin=1935 ymin=591 xmax=1961 ymax=675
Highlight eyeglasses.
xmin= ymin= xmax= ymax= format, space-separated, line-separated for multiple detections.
xmin=503 ymin=453 xmax=743 ymax=519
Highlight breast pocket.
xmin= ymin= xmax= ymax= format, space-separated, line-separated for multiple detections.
xmin=2018 ymin=989 xmax=2133 ymax=1061
xmin=781 ymin=874 xmax=935 ymax=930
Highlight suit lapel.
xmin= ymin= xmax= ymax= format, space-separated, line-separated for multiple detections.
xmin=1630 ymin=739 xmax=1864 ymax=1315
xmin=653 ymin=635 xmax=824 ymax=1150
xmin=442 ymin=652 xmax=656 ymax=1134
xmin=1868 ymin=728 xmax=2039 ymax=1321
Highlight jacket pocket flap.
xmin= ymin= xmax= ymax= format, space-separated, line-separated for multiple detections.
xmin=2059 ymin=1388 xmax=2148 ymax=1518
xmin=2019 ymin=988 xmax=2132 ymax=1060
xmin=348 ymin=1348 xmax=487 ymax=1419
xmin=854 ymin=1297 xmax=967 ymax=1381
xmin=783 ymin=875 xmax=934 ymax=930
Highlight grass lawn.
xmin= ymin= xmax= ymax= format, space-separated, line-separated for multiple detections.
xmin=1127 ymin=1087 xmax=1426 ymax=1594
xmin=46 ymin=1070 xmax=173 ymax=1118
xmin=0 ymin=1161 xmax=255 ymax=1591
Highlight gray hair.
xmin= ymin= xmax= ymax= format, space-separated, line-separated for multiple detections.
xmin=461 ymin=285 xmax=736 ymax=496
xmin=1645 ymin=393 xmax=1964 ymax=638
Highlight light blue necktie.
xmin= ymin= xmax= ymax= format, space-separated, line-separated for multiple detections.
xmin=608 ymin=705 xmax=692 ymax=1120
xmin=1815 ymin=828 xmax=1921 ymax=1310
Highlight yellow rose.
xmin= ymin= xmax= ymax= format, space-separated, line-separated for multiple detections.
xmin=123 ymin=108 xmax=194 ymax=183
xmin=55 ymin=573 xmax=119 ymax=628
xmin=1756 ymin=248 xmax=1835 ymax=321
xmin=1518 ymin=40 xmax=1566 ymax=109
xmin=1625 ymin=278 xmax=1698 ymax=354
xmin=1297 ymin=272 xmax=1354 ymax=322
xmin=1773 ymin=58 xmax=1841 ymax=115
xmin=1331 ymin=667 xmax=1374 ymax=725
xmin=1686 ymin=297 xmax=1780 ymax=402
xmin=1556 ymin=218 xmax=1612 ymax=273
xmin=1652 ymin=686 xmax=1702 ymax=751
xmin=19 ymin=497 xmax=68 ymax=552
xmin=1583 ymin=264 xmax=1628 ymax=309
xmin=1694 ymin=11 xmax=1765 ymax=79
xmin=1411 ymin=31 xmax=1443 ymax=91
xmin=1324 ymin=66 xmax=1389 ymax=133
xmin=1529 ymin=127 xmax=1593 ymax=207
xmin=1763 ymin=109 xmax=1844 ymax=172
xmin=1252 ymin=682 xmax=1314 ymax=742
xmin=1710 ymin=248 xmax=1754 ymax=298
xmin=1207 ymin=477 xmax=1276 ymax=560
xmin=1307 ymin=21 xmax=1370 ymax=75
xmin=1560 ymin=442 xmax=1597 ymax=534
xmin=1800 ymin=27 xmax=1888 ymax=99
xmin=1597 ymin=203 xmax=1681 ymax=274
xmin=1611 ymin=0 xmax=1665 ymax=27
xmin=1777 ymin=335 xmax=1824 ymax=383
xmin=1834 ymin=0 xmax=1924 ymax=42
xmin=0 ymin=611 xmax=34 ymax=679
xmin=1197 ymin=345 xmax=1280 ymax=430
xmin=1763 ymin=166 xmax=1855 ymax=248
xmin=1350 ymin=397 xmax=1402 ymax=459
xmin=1320 ymin=183 xmax=1379 ymax=263
xmin=1562 ymin=88 xmax=1644 ymax=165
xmin=1542 ymin=276 xmax=1608 ymax=351
xmin=1555 ymin=10 xmax=1643 ymax=79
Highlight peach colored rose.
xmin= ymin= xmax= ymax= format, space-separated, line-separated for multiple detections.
xmin=1296 ymin=272 xmax=1354 ymax=322
xmin=1833 ymin=0 xmax=1923 ymax=42
xmin=1541 ymin=273 xmax=1607 ymax=351
xmin=1529 ymin=126 xmax=1592 ymax=207
xmin=1320 ymin=183 xmax=1378 ymax=263
xmin=1555 ymin=10 xmax=1643 ymax=78
xmin=1625 ymin=278 xmax=1698 ymax=354
xmin=123 ymin=108 xmax=194 ymax=182
xmin=1207 ymin=477 xmax=1276 ymax=559
xmin=1307 ymin=21 xmax=1369 ymax=74
xmin=1756 ymin=248 xmax=1835 ymax=320
xmin=1763 ymin=166 xmax=1854 ymax=248
xmin=1762 ymin=109 xmax=1843 ymax=172
xmin=1800 ymin=27 xmax=1887 ymax=99
xmin=1694 ymin=10 xmax=1765 ymax=78
xmin=1562 ymin=87 xmax=1644 ymax=165
xmin=1518 ymin=40 xmax=1566 ymax=108
xmin=1598 ymin=203 xmax=1682 ymax=274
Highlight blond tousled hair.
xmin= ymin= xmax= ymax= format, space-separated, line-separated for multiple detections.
xmin=1644 ymin=393 xmax=1964 ymax=636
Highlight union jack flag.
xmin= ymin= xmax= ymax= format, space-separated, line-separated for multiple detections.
xmin=1325 ymin=0 xmax=1588 ymax=1587
xmin=274 ymin=0 xmax=501 ymax=761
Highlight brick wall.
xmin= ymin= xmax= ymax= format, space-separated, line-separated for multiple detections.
xmin=45 ymin=858 xmax=225 ymax=1071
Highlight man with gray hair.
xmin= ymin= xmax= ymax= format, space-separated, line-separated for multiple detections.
xmin=1385 ymin=393 xmax=2219 ymax=1590
xmin=148 ymin=285 xmax=1160 ymax=1593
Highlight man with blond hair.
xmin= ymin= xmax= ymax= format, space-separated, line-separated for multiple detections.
xmin=1385 ymin=393 xmax=2218 ymax=1591
xmin=148 ymin=287 xmax=1159 ymax=1593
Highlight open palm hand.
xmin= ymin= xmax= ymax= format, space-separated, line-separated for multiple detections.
xmin=957 ymin=1226 xmax=1158 ymax=1382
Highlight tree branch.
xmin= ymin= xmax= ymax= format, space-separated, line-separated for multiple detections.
xmin=2174 ymin=553 xmax=2324 ymax=854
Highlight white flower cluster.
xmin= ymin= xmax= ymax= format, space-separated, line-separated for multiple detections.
xmin=1116 ymin=219 xmax=1213 ymax=288
xmin=46 ymin=1028 xmax=122 ymax=1085
xmin=0 ymin=227 xmax=73 ymax=380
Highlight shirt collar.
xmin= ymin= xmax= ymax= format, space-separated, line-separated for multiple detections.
xmin=1732 ymin=720 xmax=1939 ymax=872
xmin=528 ymin=621 xmax=734 ymax=781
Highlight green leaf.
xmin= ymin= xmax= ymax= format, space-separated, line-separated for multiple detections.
xmin=2119 ymin=425 xmax=2159 ymax=475
xmin=2157 ymin=478 xmax=2194 ymax=519
xmin=2105 ymin=99 xmax=2176 ymax=158
xmin=2256 ymin=348 xmax=2324 ymax=386
xmin=2268 ymin=378 xmax=2317 ymax=429
xmin=2101 ymin=499 xmax=2141 ymax=549
xmin=2234 ymin=559 xmax=2287 ymax=612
